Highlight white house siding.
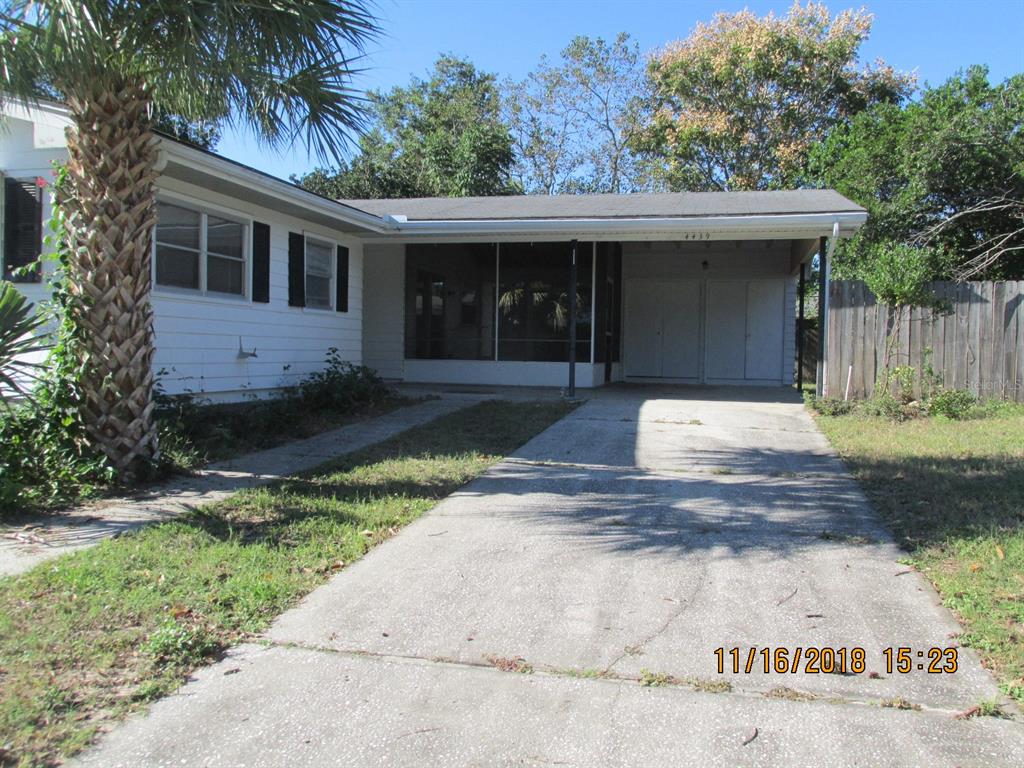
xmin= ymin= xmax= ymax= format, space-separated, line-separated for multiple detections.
xmin=361 ymin=243 xmax=405 ymax=381
xmin=1 ymin=112 xmax=365 ymax=401
xmin=621 ymin=241 xmax=796 ymax=386
xmin=784 ymin=276 xmax=798 ymax=384
xmin=152 ymin=177 xmax=363 ymax=399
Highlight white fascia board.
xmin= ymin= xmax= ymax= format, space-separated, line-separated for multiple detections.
xmin=358 ymin=211 xmax=867 ymax=243
xmin=158 ymin=139 xmax=391 ymax=234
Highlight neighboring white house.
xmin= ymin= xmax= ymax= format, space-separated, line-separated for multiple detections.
xmin=1 ymin=101 xmax=866 ymax=399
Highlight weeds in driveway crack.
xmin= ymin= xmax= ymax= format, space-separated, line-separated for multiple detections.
xmin=879 ymin=697 xmax=922 ymax=711
xmin=485 ymin=655 xmax=534 ymax=674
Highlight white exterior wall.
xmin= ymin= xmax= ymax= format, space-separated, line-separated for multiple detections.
xmin=151 ymin=177 xmax=363 ymax=398
xmin=784 ymin=276 xmax=798 ymax=385
xmin=362 ymin=243 xmax=405 ymax=381
xmin=2 ymin=111 xmax=364 ymax=401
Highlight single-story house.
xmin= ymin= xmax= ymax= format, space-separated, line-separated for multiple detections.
xmin=2 ymin=101 xmax=866 ymax=400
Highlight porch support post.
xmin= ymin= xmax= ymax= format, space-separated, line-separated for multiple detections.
xmin=568 ymin=239 xmax=578 ymax=398
xmin=797 ymin=261 xmax=806 ymax=390
xmin=815 ymin=235 xmax=827 ymax=397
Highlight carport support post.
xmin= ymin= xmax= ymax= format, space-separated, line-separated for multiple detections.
xmin=797 ymin=262 xmax=806 ymax=390
xmin=568 ymin=239 xmax=578 ymax=398
xmin=815 ymin=236 xmax=827 ymax=397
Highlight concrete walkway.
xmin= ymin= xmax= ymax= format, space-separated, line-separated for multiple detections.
xmin=75 ymin=386 xmax=1022 ymax=767
xmin=0 ymin=395 xmax=486 ymax=578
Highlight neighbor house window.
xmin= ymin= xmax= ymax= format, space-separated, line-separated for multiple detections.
xmin=154 ymin=201 xmax=247 ymax=296
xmin=2 ymin=176 xmax=43 ymax=283
xmin=304 ymin=237 xmax=333 ymax=309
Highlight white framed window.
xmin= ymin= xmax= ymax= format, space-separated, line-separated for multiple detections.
xmin=304 ymin=236 xmax=333 ymax=310
xmin=154 ymin=200 xmax=248 ymax=297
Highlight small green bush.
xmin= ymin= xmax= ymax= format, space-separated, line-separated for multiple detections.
xmin=0 ymin=392 xmax=114 ymax=512
xmin=863 ymin=391 xmax=919 ymax=421
xmin=805 ymin=394 xmax=854 ymax=416
xmin=298 ymin=347 xmax=388 ymax=412
xmin=928 ymin=388 xmax=978 ymax=420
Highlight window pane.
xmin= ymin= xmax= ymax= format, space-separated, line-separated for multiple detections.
xmin=156 ymin=203 xmax=200 ymax=250
xmin=497 ymin=243 xmax=592 ymax=362
xmin=207 ymin=254 xmax=244 ymax=295
xmin=404 ymin=244 xmax=496 ymax=360
xmin=305 ymin=274 xmax=331 ymax=308
xmin=207 ymin=215 xmax=243 ymax=258
xmin=305 ymin=239 xmax=332 ymax=276
xmin=155 ymin=245 xmax=200 ymax=289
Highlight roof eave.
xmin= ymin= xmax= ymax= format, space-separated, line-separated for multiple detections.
xmin=157 ymin=139 xmax=391 ymax=235
xmin=360 ymin=211 xmax=867 ymax=242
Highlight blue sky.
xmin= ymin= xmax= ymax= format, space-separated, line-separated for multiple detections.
xmin=217 ymin=0 xmax=1024 ymax=182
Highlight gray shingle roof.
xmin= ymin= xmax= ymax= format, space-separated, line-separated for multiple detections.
xmin=340 ymin=190 xmax=864 ymax=222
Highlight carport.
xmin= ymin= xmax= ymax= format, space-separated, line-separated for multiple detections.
xmin=354 ymin=190 xmax=866 ymax=394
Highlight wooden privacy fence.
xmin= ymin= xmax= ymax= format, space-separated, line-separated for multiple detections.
xmin=826 ymin=280 xmax=1024 ymax=402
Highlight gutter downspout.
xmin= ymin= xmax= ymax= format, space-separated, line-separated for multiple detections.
xmin=820 ymin=220 xmax=840 ymax=397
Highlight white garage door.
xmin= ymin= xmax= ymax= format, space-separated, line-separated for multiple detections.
xmin=625 ymin=278 xmax=786 ymax=384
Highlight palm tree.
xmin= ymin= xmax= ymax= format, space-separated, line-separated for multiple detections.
xmin=0 ymin=1 xmax=377 ymax=478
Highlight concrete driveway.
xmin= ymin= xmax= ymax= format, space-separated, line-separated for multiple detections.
xmin=77 ymin=386 xmax=1022 ymax=767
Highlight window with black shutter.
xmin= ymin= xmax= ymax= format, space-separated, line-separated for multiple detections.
xmin=251 ymin=222 xmax=271 ymax=303
xmin=336 ymin=245 xmax=349 ymax=312
xmin=3 ymin=177 xmax=42 ymax=282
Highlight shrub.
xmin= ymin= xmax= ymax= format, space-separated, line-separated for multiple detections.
xmin=0 ymin=396 xmax=114 ymax=512
xmin=928 ymin=388 xmax=978 ymax=420
xmin=805 ymin=394 xmax=854 ymax=416
xmin=863 ymin=391 xmax=917 ymax=421
xmin=297 ymin=347 xmax=389 ymax=412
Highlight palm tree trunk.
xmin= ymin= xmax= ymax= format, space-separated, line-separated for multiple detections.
xmin=59 ymin=86 xmax=160 ymax=478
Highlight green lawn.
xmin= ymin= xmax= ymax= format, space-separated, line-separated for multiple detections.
xmin=815 ymin=405 xmax=1024 ymax=706
xmin=0 ymin=399 xmax=575 ymax=768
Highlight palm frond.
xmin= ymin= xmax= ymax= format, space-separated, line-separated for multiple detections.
xmin=0 ymin=0 xmax=380 ymax=163
xmin=0 ymin=281 xmax=49 ymax=406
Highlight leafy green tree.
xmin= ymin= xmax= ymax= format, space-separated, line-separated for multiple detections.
xmin=1 ymin=0 xmax=378 ymax=477
xmin=638 ymin=1 xmax=914 ymax=191
xmin=812 ymin=67 xmax=1024 ymax=280
xmin=152 ymin=111 xmax=221 ymax=151
xmin=298 ymin=56 xmax=519 ymax=199
xmin=504 ymin=33 xmax=652 ymax=194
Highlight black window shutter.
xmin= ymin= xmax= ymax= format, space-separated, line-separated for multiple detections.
xmin=288 ymin=232 xmax=305 ymax=307
xmin=335 ymin=245 xmax=349 ymax=312
xmin=3 ymin=178 xmax=42 ymax=283
xmin=251 ymin=222 xmax=270 ymax=303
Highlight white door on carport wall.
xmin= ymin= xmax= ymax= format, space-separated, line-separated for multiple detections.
xmin=624 ymin=279 xmax=785 ymax=384
xmin=705 ymin=280 xmax=785 ymax=383
xmin=623 ymin=280 xmax=701 ymax=381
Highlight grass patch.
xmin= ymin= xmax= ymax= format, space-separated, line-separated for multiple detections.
xmin=815 ymin=406 xmax=1024 ymax=706
xmin=0 ymin=399 xmax=575 ymax=767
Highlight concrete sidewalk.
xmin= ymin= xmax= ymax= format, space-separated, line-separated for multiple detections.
xmin=0 ymin=394 xmax=486 ymax=578
xmin=73 ymin=386 xmax=1023 ymax=767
